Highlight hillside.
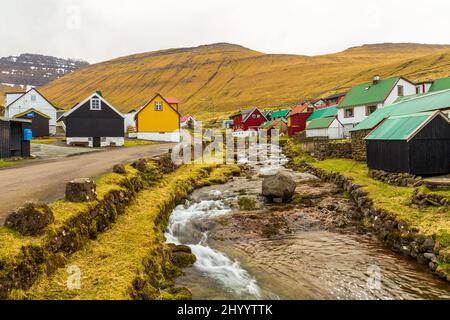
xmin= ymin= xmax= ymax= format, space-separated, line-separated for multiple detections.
xmin=38 ymin=42 xmax=450 ymax=118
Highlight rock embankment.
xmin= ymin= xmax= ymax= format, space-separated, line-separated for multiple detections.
xmin=299 ymin=163 xmax=450 ymax=282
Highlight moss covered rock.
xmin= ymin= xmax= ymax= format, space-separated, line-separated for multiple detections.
xmin=5 ymin=202 xmax=55 ymax=236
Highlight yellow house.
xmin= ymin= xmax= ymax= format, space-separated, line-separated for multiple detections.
xmin=135 ymin=93 xmax=181 ymax=142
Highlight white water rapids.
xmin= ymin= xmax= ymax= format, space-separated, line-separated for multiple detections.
xmin=165 ymin=195 xmax=261 ymax=298
xmin=164 ymin=143 xmax=287 ymax=299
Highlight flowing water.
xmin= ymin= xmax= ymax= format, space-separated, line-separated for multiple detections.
xmin=165 ymin=144 xmax=450 ymax=300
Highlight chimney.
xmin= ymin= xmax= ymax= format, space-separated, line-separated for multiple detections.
xmin=373 ymin=75 xmax=380 ymax=84
xmin=96 ymin=90 xmax=103 ymax=97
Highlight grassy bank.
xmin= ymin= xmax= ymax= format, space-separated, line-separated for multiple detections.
xmin=11 ymin=163 xmax=240 ymax=300
xmin=123 ymin=139 xmax=159 ymax=147
xmin=0 ymin=160 xmax=17 ymax=168
xmin=284 ymin=139 xmax=450 ymax=275
xmin=31 ymin=138 xmax=59 ymax=145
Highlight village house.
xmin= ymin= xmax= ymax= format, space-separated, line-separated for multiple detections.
xmin=124 ymin=108 xmax=138 ymax=134
xmin=305 ymin=116 xmax=344 ymax=140
xmin=365 ymin=111 xmax=450 ymax=176
xmin=269 ymin=109 xmax=291 ymax=121
xmin=14 ymin=108 xmax=50 ymax=137
xmin=322 ymin=92 xmax=347 ymax=106
xmin=350 ymin=88 xmax=450 ymax=161
xmin=4 ymin=88 xmax=59 ymax=136
xmin=58 ymin=91 xmax=125 ymax=147
xmin=259 ymin=118 xmax=288 ymax=136
xmin=134 ymin=94 xmax=181 ymax=142
xmin=0 ymin=117 xmax=31 ymax=158
xmin=337 ymin=76 xmax=417 ymax=136
xmin=180 ymin=115 xmax=198 ymax=128
xmin=287 ymin=104 xmax=316 ymax=136
xmin=231 ymin=107 xmax=267 ymax=136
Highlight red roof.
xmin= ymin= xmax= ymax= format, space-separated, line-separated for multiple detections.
xmin=166 ymin=97 xmax=179 ymax=104
xmin=180 ymin=116 xmax=189 ymax=123
xmin=287 ymin=104 xmax=310 ymax=117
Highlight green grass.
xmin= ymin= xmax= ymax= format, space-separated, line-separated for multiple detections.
xmin=0 ymin=165 xmax=139 ymax=262
xmin=17 ymin=163 xmax=239 ymax=300
xmin=312 ymin=159 xmax=450 ymax=238
xmin=0 ymin=160 xmax=17 ymax=168
xmin=31 ymin=138 xmax=59 ymax=144
xmin=124 ymin=139 xmax=159 ymax=147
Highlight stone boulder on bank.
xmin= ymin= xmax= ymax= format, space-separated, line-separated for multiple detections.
xmin=65 ymin=178 xmax=97 ymax=202
xmin=5 ymin=202 xmax=55 ymax=236
xmin=262 ymin=172 xmax=296 ymax=203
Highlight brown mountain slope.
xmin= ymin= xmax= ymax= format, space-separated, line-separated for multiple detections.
xmin=38 ymin=42 xmax=450 ymax=118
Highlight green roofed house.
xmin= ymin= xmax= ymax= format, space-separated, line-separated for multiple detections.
xmin=365 ymin=111 xmax=450 ymax=175
xmin=270 ymin=109 xmax=291 ymax=121
xmin=337 ymin=76 xmax=417 ymax=137
xmin=307 ymin=105 xmax=338 ymax=122
xmin=305 ymin=116 xmax=344 ymax=140
xmin=349 ymin=88 xmax=450 ymax=161
xmin=429 ymin=76 xmax=450 ymax=92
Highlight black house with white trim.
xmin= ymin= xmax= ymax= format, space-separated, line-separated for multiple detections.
xmin=59 ymin=92 xmax=125 ymax=148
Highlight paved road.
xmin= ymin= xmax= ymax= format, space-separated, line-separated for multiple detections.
xmin=0 ymin=143 xmax=175 ymax=224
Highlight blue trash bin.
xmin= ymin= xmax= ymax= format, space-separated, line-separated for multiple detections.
xmin=23 ymin=128 xmax=33 ymax=141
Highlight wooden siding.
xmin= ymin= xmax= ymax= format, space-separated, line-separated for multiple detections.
xmin=16 ymin=112 xmax=50 ymax=137
xmin=65 ymin=97 xmax=124 ymax=138
xmin=366 ymin=115 xmax=450 ymax=175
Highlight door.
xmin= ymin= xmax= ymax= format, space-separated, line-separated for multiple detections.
xmin=93 ymin=137 xmax=101 ymax=148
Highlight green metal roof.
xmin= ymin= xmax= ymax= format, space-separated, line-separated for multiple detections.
xmin=390 ymin=88 xmax=450 ymax=116
xmin=260 ymin=120 xmax=274 ymax=129
xmin=270 ymin=109 xmax=290 ymax=119
xmin=351 ymin=88 xmax=450 ymax=132
xmin=307 ymin=105 xmax=338 ymax=121
xmin=429 ymin=76 xmax=450 ymax=92
xmin=365 ymin=112 xmax=433 ymax=141
xmin=339 ymin=77 xmax=400 ymax=108
xmin=306 ymin=117 xmax=335 ymax=130
xmin=350 ymin=105 xmax=397 ymax=132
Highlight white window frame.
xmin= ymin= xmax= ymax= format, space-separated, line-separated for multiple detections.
xmin=155 ymin=101 xmax=163 ymax=111
xmin=90 ymin=98 xmax=101 ymax=111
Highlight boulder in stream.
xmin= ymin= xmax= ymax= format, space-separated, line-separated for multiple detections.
xmin=262 ymin=172 xmax=296 ymax=203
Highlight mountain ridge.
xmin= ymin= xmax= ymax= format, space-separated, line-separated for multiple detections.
xmin=5 ymin=43 xmax=450 ymax=118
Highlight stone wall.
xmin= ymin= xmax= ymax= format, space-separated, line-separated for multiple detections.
xmin=295 ymin=137 xmax=352 ymax=160
xmin=368 ymin=169 xmax=423 ymax=187
xmin=299 ymin=162 xmax=450 ymax=282
xmin=351 ymin=129 xmax=371 ymax=161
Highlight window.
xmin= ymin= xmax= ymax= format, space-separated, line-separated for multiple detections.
xmin=90 ymin=98 xmax=101 ymax=110
xmin=307 ymin=107 xmax=315 ymax=112
xmin=366 ymin=105 xmax=377 ymax=116
xmin=397 ymin=85 xmax=404 ymax=97
xmin=344 ymin=108 xmax=354 ymax=118
xmin=257 ymin=114 xmax=260 ymax=118
xmin=252 ymin=114 xmax=256 ymax=118
xmin=155 ymin=102 xmax=163 ymax=111
xmin=30 ymin=94 xmax=36 ymax=102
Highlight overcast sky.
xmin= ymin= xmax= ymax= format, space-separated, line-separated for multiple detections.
xmin=1 ymin=0 xmax=450 ymax=63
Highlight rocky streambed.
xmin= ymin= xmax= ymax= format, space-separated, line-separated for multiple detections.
xmin=166 ymin=146 xmax=450 ymax=300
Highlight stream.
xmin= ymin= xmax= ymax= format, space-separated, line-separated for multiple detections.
xmin=165 ymin=144 xmax=450 ymax=300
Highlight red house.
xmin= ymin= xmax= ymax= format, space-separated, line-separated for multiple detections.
xmin=287 ymin=104 xmax=315 ymax=136
xmin=231 ymin=108 xmax=268 ymax=131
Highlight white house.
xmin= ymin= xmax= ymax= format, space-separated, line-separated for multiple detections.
xmin=337 ymin=76 xmax=417 ymax=137
xmin=4 ymin=88 xmax=58 ymax=135
xmin=305 ymin=117 xmax=344 ymax=140
xmin=124 ymin=109 xmax=137 ymax=133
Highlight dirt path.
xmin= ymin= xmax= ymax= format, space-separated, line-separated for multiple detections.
xmin=0 ymin=143 xmax=175 ymax=223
